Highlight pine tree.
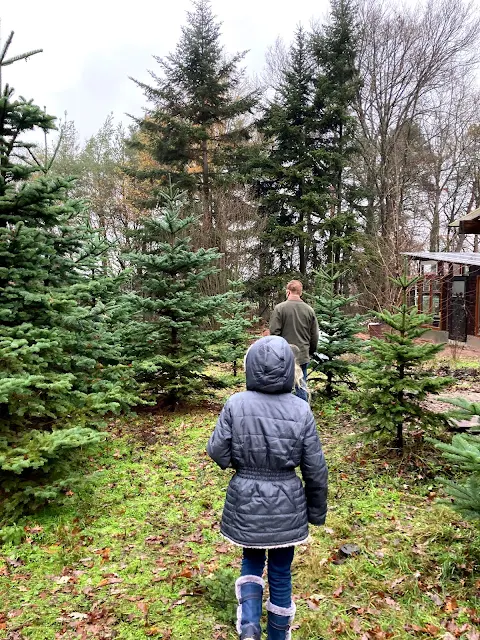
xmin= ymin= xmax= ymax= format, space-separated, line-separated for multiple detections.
xmin=253 ymin=7 xmax=362 ymax=302
xmin=308 ymin=268 xmax=362 ymax=397
xmin=433 ymin=399 xmax=480 ymax=520
xmin=129 ymin=0 xmax=258 ymax=235
xmin=311 ymin=0 xmax=362 ymax=280
xmin=216 ymin=283 xmax=256 ymax=377
xmin=352 ymin=275 xmax=452 ymax=449
xmin=123 ymin=189 xmax=228 ymax=407
xmin=255 ymin=25 xmax=322 ymax=290
xmin=0 ymin=38 xmax=139 ymax=520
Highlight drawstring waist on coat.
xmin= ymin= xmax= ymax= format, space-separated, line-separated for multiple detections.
xmin=236 ymin=467 xmax=297 ymax=481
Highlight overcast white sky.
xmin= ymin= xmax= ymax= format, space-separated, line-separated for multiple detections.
xmin=3 ymin=0 xmax=329 ymax=141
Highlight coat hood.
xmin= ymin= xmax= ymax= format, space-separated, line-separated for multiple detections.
xmin=245 ymin=336 xmax=295 ymax=394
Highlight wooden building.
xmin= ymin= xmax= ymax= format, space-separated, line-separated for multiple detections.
xmin=402 ymin=252 xmax=480 ymax=345
xmin=402 ymin=208 xmax=480 ymax=345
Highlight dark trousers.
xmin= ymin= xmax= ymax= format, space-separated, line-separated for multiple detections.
xmin=241 ymin=546 xmax=295 ymax=608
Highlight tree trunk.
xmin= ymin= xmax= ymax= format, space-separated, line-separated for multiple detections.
xmin=202 ymin=139 xmax=212 ymax=231
xmin=299 ymin=209 xmax=306 ymax=276
xmin=429 ymin=185 xmax=441 ymax=252
xmin=326 ymin=371 xmax=333 ymax=398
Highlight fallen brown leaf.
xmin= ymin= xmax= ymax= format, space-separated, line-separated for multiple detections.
xmin=97 ymin=577 xmax=123 ymax=587
xmin=6 ymin=557 xmax=24 ymax=568
xmin=389 ymin=576 xmax=407 ymax=589
xmin=170 ymin=598 xmax=186 ymax=608
xmin=404 ymin=623 xmax=425 ymax=633
xmin=384 ymin=596 xmax=400 ymax=611
xmin=145 ymin=536 xmax=166 ymax=545
xmin=427 ymin=592 xmax=444 ymax=607
xmin=68 ymin=612 xmax=88 ymax=620
xmin=177 ymin=569 xmax=193 ymax=579
xmin=7 ymin=609 xmax=23 ymax=619
xmin=94 ymin=547 xmax=111 ymax=562
xmin=425 ymin=623 xmax=440 ymax=636
xmin=351 ymin=617 xmax=363 ymax=634
xmin=443 ymin=597 xmax=458 ymax=613
xmin=136 ymin=601 xmax=149 ymax=615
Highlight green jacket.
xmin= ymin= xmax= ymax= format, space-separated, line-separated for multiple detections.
xmin=269 ymin=300 xmax=319 ymax=365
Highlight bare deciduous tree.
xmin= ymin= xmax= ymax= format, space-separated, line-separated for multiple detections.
xmin=356 ymin=0 xmax=480 ymax=257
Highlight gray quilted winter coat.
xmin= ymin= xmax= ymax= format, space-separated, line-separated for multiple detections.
xmin=207 ymin=336 xmax=328 ymax=548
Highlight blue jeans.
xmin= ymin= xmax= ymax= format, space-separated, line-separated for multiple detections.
xmin=295 ymin=363 xmax=308 ymax=402
xmin=241 ymin=546 xmax=295 ymax=608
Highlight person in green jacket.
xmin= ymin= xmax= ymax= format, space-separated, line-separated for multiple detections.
xmin=269 ymin=280 xmax=319 ymax=401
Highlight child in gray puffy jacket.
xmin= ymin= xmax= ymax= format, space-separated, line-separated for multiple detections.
xmin=207 ymin=336 xmax=328 ymax=640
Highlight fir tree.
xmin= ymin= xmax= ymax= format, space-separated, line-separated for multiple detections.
xmin=308 ymin=268 xmax=362 ymax=397
xmin=352 ymin=275 xmax=451 ymax=449
xmin=311 ymin=0 xmax=362 ymax=280
xmin=129 ymin=0 xmax=258 ymax=234
xmin=255 ymin=25 xmax=322 ymax=290
xmin=435 ymin=433 xmax=480 ymax=520
xmin=0 ymin=37 xmax=139 ymax=520
xmin=216 ymin=283 xmax=256 ymax=377
xmin=253 ymin=7 xmax=362 ymax=301
xmin=433 ymin=399 xmax=480 ymax=520
xmin=123 ymin=189 xmax=228 ymax=407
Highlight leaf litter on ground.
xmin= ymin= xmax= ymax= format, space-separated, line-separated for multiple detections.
xmin=0 ymin=375 xmax=479 ymax=639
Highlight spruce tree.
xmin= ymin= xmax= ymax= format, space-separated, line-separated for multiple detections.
xmin=123 ymin=189 xmax=228 ymax=407
xmin=311 ymin=0 xmax=362 ymax=279
xmin=255 ymin=25 xmax=322 ymax=289
xmin=435 ymin=435 xmax=480 ymax=520
xmin=216 ymin=283 xmax=256 ymax=377
xmin=0 ymin=39 xmax=139 ymax=520
xmin=433 ymin=399 xmax=480 ymax=520
xmin=352 ymin=275 xmax=451 ymax=449
xmin=253 ymin=6 xmax=362 ymax=301
xmin=129 ymin=0 xmax=258 ymax=234
xmin=308 ymin=268 xmax=362 ymax=397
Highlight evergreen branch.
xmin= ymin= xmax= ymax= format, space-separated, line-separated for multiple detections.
xmin=2 ymin=50 xmax=43 ymax=66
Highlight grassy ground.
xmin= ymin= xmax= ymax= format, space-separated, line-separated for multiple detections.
xmin=0 ymin=372 xmax=479 ymax=639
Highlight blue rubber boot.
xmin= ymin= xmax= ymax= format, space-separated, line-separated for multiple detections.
xmin=235 ymin=575 xmax=265 ymax=639
xmin=266 ymin=600 xmax=296 ymax=640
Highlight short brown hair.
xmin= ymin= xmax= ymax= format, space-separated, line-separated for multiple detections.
xmin=286 ymin=280 xmax=303 ymax=295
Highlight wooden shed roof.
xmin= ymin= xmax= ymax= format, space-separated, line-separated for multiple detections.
xmin=449 ymin=207 xmax=480 ymax=227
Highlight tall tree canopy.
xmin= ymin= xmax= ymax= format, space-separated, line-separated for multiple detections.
xmin=129 ymin=0 xmax=258 ymax=240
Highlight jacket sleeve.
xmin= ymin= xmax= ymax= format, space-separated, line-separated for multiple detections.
xmin=300 ymin=411 xmax=328 ymax=525
xmin=207 ymin=402 xmax=233 ymax=470
xmin=269 ymin=306 xmax=282 ymax=336
xmin=309 ymin=313 xmax=320 ymax=357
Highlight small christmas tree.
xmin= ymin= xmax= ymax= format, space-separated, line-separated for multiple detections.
xmin=0 ymin=35 xmax=139 ymax=521
xmin=433 ymin=399 xmax=480 ymax=520
xmin=352 ymin=274 xmax=451 ymax=449
xmin=308 ymin=268 xmax=363 ymax=396
xmin=123 ymin=189 xmax=229 ymax=406
xmin=216 ymin=283 xmax=256 ymax=377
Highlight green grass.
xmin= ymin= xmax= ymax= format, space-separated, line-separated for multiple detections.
xmin=0 ymin=381 xmax=479 ymax=639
